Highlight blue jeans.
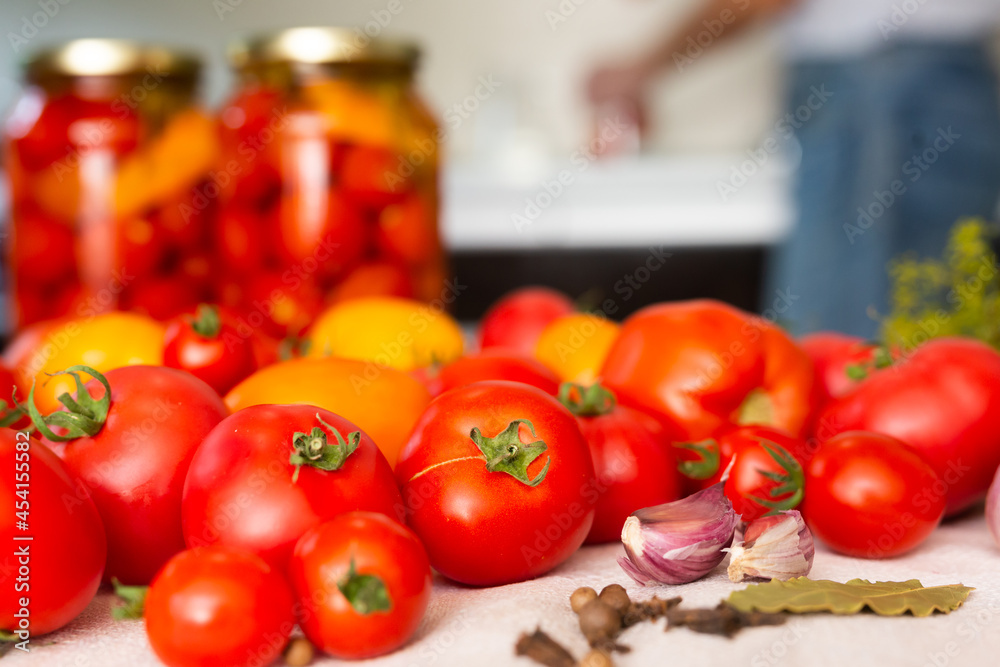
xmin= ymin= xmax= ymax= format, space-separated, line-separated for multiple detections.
xmin=766 ymin=41 xmax=1000 ymax=338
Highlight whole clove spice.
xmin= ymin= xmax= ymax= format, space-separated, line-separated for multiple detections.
xmin=666 ymin=602 xmax=786 ymax=638
xmin=515 ymin=628 xmax=576 ymax=667
xmin=621 ymin=595 xmax=682 ymax=628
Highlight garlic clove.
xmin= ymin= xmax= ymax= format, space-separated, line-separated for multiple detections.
xmin=619 ymin=482 xmax=739 ymax=586
xmin=726 ymin=510 xmax=814 ymax=583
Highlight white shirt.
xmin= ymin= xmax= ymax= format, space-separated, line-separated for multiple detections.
xmin=781 ymin=0 xmax=1000 ymax=59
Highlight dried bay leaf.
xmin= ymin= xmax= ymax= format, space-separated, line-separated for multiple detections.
xmin=727 ymin=578 xmax=974 ymax=617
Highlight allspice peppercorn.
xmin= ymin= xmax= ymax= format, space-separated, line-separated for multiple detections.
xmin=580 ymin=649 xmax=614 ymax=667
xmin=577 ymin=599 xmax=623 ymax=647
xmin=598 ymin=584 xmax=631 ymax=615
xmin=570 ymin=586 xmax=598 ymax=613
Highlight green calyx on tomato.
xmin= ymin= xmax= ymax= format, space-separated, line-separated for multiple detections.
xmin=750 ymin=440 xmax=805 ymax=515
xmin=190 ymin=303 xmax=222 ymax=339
xmin=558 ymin=382 xmax=616 ymax=417
xmin=470 ymin=419 xmax=550 ymax=487
xmin=845 ymin=345 xmax=894 ymax=381
xmin=674 ymin=439 xmax=721 ymax=481
xmin=0 ymin=396 xmax=25 ymax=428
xmin=112 ymin=578 xmax=148 ymax=620
xmin=24 ymin=365 xmax=111 ymax=442
xmin=289 ymin=413 xmax=361 ymax=482
xmin=337 ymin=558 xmax=392 ymax=615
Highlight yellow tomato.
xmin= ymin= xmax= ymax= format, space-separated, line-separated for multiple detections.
xmin=225 ymin=356 xmax=431 ymax=467
xmin=306 ymin=296 xmax=464 ymax=372
xmin=13 ymin=312 xmax=165 ymax=413
xmin=535 ymin=313 xmax=620 ymax=385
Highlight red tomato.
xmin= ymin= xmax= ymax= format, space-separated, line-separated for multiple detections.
xmin=601 ymin=300 xmax=816 ymax=441
xmin=290 ymin=512 xmax=432 ymax=659
xmin=478 ymin=287 xmax=575 ymax=356
xmin=429 ymin=350 xmax=562 ymax=398
xmin=235 ymin=272 xmax=324 ymax=338
xmin=559 ymin=383 xmax=683 ymax=544
xmin=340 ymin=146 xmax=409 ymax=208
xmin=816 ymin=337 xmax=1000 ymax=515
xmin=32 ymin=365 xmax=227 ymax=584
xmin=799 ymin=332 xmax=878 ymax=405
xmin=182 ymin=404 xmax=402 ymax=570
xmin=376 ymin=193 xmax=438 ymax=266
xmin=145 ymin=546 xmax=295 ymax=667
xmin=163 ymin=304 xmax=257 ymax=396
xmin=11 ymin=208 xmax=75 ymax=283
xmin=802 ymin=432 xmax=945 ymax=558
xmin=720 ymin=429 xmax=806 ymax=522
xmin=0 ymin=430 xmax=106 ymax=636
xmin=277 ymin=188 xmax=367 ymax=279
xmin=676 ymin=425 xmax=813 ymax=491
xmin=123 ymin=276 xmax=203 ymax=322
xmin=395 ymin=381 xmax=595 ymax=586
xmin=329 ymin=260 xmax=414 ymax=303
xmin=214 ymin=208 xmax=267 ymax=273
xmin=0 ymin=364 xmax=28 ymax=428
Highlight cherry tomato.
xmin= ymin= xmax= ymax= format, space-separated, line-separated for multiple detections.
xmin=329 ymin=260 xmax=414 ymax=303
xmin=123 ymin=276 xmax=204 ymax=322
xmin=31 ymin=365 xmax=227 ymax=584
xmin=0 ymin=430 xmax=106 ymax=636
xmin=277 ymin=188 xmax=367 ymax=279
xmin=233 ymin=272 xmax=325 ymax=338
xmin=395 ymin=381 xmax=595 ymax=585
xmin=214 ymin=208 xmax=267 ymax=273
xmin=559 ymin=383 xmax=683 ymax=544
xmin=164 ymin=304 xmax=257 ymax=396
xmin=145 ymin=546 xmax=295 ymax=667
xmin=601 ymin=299 xmax=816 ymax=440
xmin=720 ymin=429 xmax=806 ymax=523
xmin=225 ymin=356 xmax=431 ymax=468
xmin=535 ymin=313 xmax=620 ymax=385
xmin=430 ymin=350 xmax=561 ymax=397
xmin=290 ymin=512 xmax=431 ymax=659
xmin=340 ymin=145 xmax=409 ymax=208
xmin=479 ymin=287 xmax=575 ymax=356
xmin=14 ymin=312 xmax=166 ymax=414
xmin=799 ymin=332 xmax=878 ymax=405
xmin=183 ymin=404 xmax=402 ymax=570
xmin=10 ymin=207 xmax=75 ymax=283
xmin=376 ymin=193 xmax=438 ymax=266
xmin=816 ymin=337 xmax=1000 ymax=515
xmin=802 ymin=431 xmax=945 ymax=558
xmin=306 ymin=296 xmax=464 ymax=372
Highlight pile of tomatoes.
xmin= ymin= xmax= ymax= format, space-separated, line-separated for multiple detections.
xmin=2 ymin=287 xmax=1000 ymax=665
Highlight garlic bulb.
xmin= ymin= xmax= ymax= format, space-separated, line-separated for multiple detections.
xmin=727 ymin=510 xmax=814 ymax=582
xmin=619 ymin=483 xmax=739 ymax=585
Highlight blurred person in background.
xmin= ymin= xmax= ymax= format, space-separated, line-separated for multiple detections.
xmin=589 ymin=0 xmax=1000 ymax=337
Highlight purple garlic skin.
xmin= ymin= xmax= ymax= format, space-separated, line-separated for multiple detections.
xmin=619 ymin=482 xmax=739 ymax=586
xmin=987 ymin=466 xmax=1000 ymax=549
xmin=727 ymin=510 xmax=814 ymax=583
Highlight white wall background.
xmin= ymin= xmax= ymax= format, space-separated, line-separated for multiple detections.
xmin=0 ymin=0 xmax=784 ymax=160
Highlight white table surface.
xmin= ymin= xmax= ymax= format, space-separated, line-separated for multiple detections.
xmin=10 ymin=510 xmax=999 ymax=667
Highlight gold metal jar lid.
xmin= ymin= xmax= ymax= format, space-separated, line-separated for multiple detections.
xmin=230 ymin=27 xmax=420 ymax=71
xmin=24 ymin=39 xmax=201 ymax=81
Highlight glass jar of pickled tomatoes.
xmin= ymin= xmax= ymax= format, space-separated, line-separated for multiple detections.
xmin=2 ymin=39 xmax=218 ymax=330
xmin=216 ymin=27 xmax=444 ymax=338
